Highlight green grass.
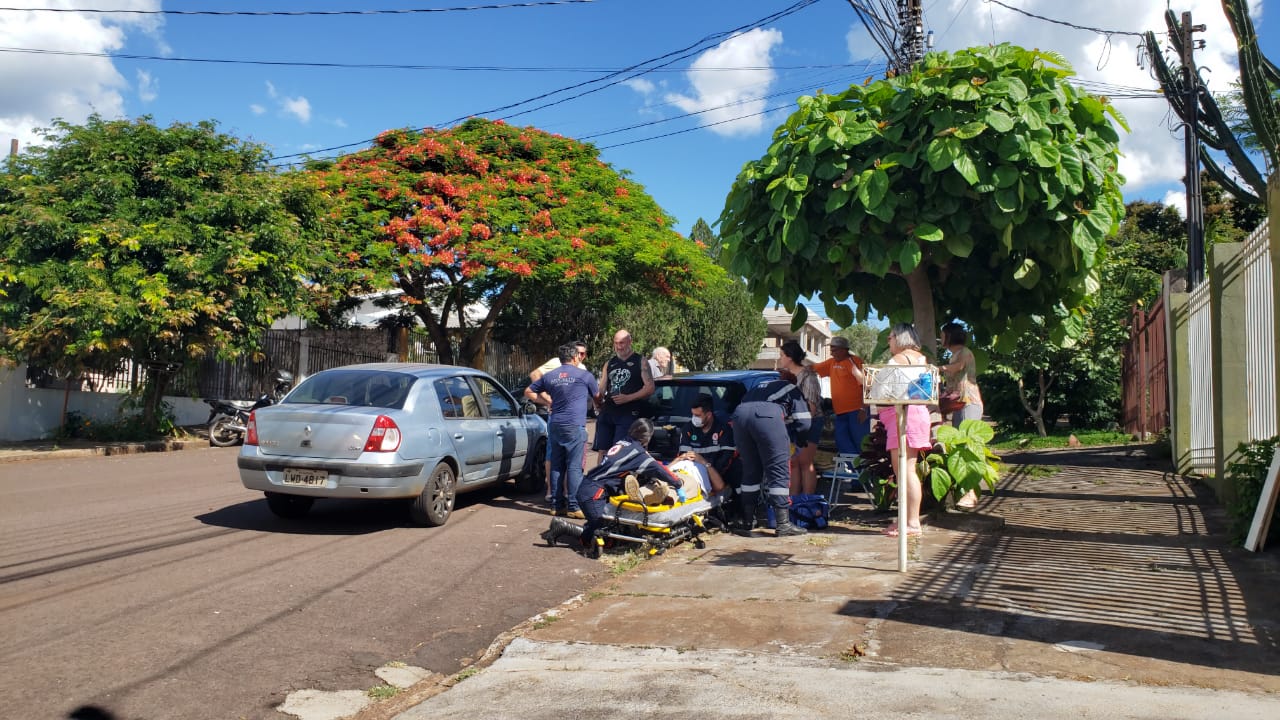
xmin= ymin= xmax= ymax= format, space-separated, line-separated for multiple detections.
xmin=1018 ymin=464 xmax=1059 ymax=477
xmin=606 ymin=550 xmax=646 ymax=576
xmin=530 ymin=613 xmax=560 ymax=630
xmin=366 ymin=684 xmax=401 ymax=701
xmin=990 ymin=430 xmax=1133 ymax=451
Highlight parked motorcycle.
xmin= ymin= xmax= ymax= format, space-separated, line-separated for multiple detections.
xmin=205 ymin=370 xmax=294 ymax=447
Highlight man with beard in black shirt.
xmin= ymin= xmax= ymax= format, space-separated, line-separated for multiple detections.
xmin=592 ymin=328 xmax=654 ymax=465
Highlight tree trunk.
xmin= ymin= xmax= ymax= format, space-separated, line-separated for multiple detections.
xmin=904 ymin=266 xmax=938 ymax=358
xmin=142 ymin=370 xmax=172 ymax=435
xmin=458 ymin=279 xmax=521 ymax=369
xmin=1015 ymin=371 xmax=1051 ymax=437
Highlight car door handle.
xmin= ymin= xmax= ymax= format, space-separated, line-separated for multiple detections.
xmin=495 ymin=431 xmax=504 ymax=436
xmin=454 ymin=434 xmax=464 ymax=440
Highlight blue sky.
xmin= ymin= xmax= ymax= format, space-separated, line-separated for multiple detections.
xmin=2 ymin=1 xmax=1278 ymax=322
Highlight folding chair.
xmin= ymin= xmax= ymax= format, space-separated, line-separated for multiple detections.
xmin=821 ymin=453 xmax=870 ymax=510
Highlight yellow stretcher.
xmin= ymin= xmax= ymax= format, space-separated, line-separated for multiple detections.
xmin=596 ymin=489 xmax=719 ymax=555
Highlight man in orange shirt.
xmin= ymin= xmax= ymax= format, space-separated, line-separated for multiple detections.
xmin=811 ymin=336 xmax=868 ymax=456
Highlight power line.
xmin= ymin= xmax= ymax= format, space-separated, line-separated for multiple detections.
xmin=982 ymin=0 xmax=1144 ymax=38
xmin=0 ymin=46 xmax=865 ymax=74
xmin=579 ymin=61 xmax=884 ymax=140
xmin=0 ymin=1 xmax=598 ymax=16
xmin=268 ymin=0 xmax=821 ymax=162
xmin=446 ymin=0 xmax=821 ymax=125
xmin=597 ymin=105 xmax=789 ymax=150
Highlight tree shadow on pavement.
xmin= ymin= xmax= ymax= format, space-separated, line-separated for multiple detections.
xmin=864 ymin=448 xmax=1280 ymax=678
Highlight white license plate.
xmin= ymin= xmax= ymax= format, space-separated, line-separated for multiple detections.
xmin=282 ymin=468 xmax=328 ymax=487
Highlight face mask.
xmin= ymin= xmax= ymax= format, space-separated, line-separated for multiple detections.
xmin=690 ymin=416 xmax=704 ymax=428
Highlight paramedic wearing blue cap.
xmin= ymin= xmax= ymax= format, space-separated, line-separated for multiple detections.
xmin=731 ymin=370 xmax=812 ymax=537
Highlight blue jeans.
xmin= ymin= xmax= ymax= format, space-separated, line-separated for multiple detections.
xmin=549 ymin=424 xmax=588 ymax=511
xmin=833 ymin=410 xmax=869 ymax=456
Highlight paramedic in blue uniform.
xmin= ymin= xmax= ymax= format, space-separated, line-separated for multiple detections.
xmin=676 ymin=394 xmax=740 ymax=498
xmin=731 ymin=370 xmax=812 ymax=537
xmin=543 ymin=418 xmax=678 ymax=557
xmin=524 ymin=343 xmax=599 ymax=519
xmin=592 ymin=329 xmax=654 ymax=465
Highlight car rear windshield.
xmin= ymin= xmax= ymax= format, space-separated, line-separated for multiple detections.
xmin=648 ymin=382 xmax=747 ymax=423
xmin=285 ymin=370 xmax=416 ymax=409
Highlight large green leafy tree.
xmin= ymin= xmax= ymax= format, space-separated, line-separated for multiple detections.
xmin=313 ymin=118 xmax=720 ymax=367
xmin=0 ymin=116 xmax=323 ymax=429
xmin=719 ymin=44 xmax=1127 ymax=353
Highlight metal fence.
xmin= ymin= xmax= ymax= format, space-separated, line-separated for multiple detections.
xmin=1187 ymin=280 xmax=1216 ymax=474
xmin=1121 ymin=296 xmax=1168 ymax=440
xmin=1241 ymin=220 xmax=1278 ymax=442
xmin=31 ymin=327 xmax=546 ymax=401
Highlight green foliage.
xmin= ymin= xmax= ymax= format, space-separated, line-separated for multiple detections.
xmin=55 ymin=399 xmax=177 ymax=442
xmin=923 ymin=419 xmax=1001 ymax=501
xmin=604 ymin=297 xmax=684 ymax=361
xmin=672 ymin=278 xmax=768 ymax=371
xmin=0 ymin=116 xmax=322 ymax=430
xmin=1224 ymin=435 xmax=1280 ymax=546
xmin=834 ymin=321 xmax=882 ymax=360
xmin=689 ymin=217 xmax=722 ymax=263
xmin=313 ymin=118 xmax=721 ymax=367
xmin=719 ymin=44 xmax=1125 ymax=349
xmin=981 ymin=198 xmax=1189 ymax=434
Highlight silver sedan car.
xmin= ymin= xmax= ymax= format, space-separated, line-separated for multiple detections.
xmin=237 ymin=363 xmax=547 ymax=526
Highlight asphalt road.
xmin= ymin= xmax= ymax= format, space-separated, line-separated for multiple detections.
xmin=0 ymin=447 xmax=606 ymax=720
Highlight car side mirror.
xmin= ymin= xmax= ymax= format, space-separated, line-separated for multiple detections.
xmin=522 ymin=399 xmax=539 ymax=416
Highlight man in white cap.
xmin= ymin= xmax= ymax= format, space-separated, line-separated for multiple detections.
xmin=811 ymin=335 xmax=868 ymax=456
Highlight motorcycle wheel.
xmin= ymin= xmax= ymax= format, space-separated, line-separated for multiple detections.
xmin=208 ymin=416 xmax=243 ymax=447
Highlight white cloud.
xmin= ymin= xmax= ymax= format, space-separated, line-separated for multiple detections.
xmin=665 ymin=28 xmax=784 ymax=137
xmin=1162 ymin=190 xmax=1188 ymax=216
xmin=331 ymin=117 xmax=348 ymax=128
xmin=624 ymin=78 xmax=657 ymax=96
xmin=0 ymin=1 xmax=165 ymax=150
xmin=135 ymin=69 xmax=157 ymax=103
xmin=912 ymin=0 xmax=1253 ymax=194
xmin=281 ymin=96 xmax=311 ymax=123
xmin=263 ymin=80 xmax=311 ymax=123
xmin=249 ymin=103 xmax=266 ymax=115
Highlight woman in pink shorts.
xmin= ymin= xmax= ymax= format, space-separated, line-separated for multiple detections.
xmin=856 ymin=323 xmax=930 ymax=537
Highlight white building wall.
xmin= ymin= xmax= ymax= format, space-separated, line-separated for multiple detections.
xmin=0 ymin=364 xmax=209 ymax=442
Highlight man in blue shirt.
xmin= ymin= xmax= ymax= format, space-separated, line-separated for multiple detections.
xmin=525 ymin=343 xmax=599 ymax=519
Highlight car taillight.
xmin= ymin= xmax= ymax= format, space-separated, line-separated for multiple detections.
xmin=245 ymin=411 xmax=258 ymax=446
xmin=363 ymin=415 xmax=401 ymax=453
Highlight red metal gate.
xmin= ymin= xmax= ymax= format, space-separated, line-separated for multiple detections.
xmin=1121 ymin=297 xmax=1169 ymax=439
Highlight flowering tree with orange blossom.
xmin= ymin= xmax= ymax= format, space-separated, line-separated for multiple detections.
xmin=313 ymin=117 xmax=722 ymax=367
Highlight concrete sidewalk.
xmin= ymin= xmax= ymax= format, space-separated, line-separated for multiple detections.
xmin=387 ymin=445 xmax=1279 ymax=720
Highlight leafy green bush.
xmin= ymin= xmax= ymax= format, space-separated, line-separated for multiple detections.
xmin=54 ymin=398 xmax=177 ymax=442
xmin=1224 ymin=435 xmax=1280 ymax=546
xmin=923 ymin=419 xmax=1001 ymax=501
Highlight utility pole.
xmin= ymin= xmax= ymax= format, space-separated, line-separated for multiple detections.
xmin=1181 ymin=11 xmax=1207 ymax=289
xmin=897 ymin=0 xmax=926 ymax=74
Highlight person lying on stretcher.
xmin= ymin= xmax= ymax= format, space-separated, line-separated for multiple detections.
xmin=543 ymin=419 xmax=680 ymax=557
xmin=621 ymin=458 xmax=710 ymax=507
